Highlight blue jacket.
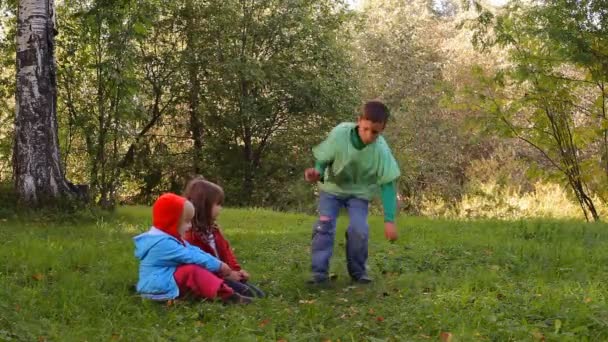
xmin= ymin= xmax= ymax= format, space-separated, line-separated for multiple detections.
xmin=134 ymin=227 xmax=222 ymax=300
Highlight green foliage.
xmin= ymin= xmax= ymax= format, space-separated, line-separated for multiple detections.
xmin=464 ymin=0 xmax=608 ymax=221
xmin=0 ymin=2 xmax=15 ymax=183
xmin=2 ymin=208 xmax=608 ymax=340
xmin=38 ymin=0 xmax=359 ymax=208
xmin=196 ymin=0 xmax=359 ymax=206
xmin=2 ymin=0 xmax=606 ymax=220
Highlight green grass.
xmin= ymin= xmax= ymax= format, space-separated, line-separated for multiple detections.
xmin=1 ymin=207 xmax=608 ymax=341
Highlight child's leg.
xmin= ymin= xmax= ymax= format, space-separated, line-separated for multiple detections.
xmin=345 ymin=197 xmax=370 ymax=280
xmin=174 ymin=264 xmax=234 ymax=300
xmin=310 ymin=192 xmax=342 ymax=281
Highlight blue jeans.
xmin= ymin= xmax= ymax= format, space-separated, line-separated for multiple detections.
xmin=311 ymin=192 xmax=369 ymax=280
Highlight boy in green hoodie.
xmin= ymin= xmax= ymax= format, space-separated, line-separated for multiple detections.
xmin=304 ymin=100 xmax=400 ymax=284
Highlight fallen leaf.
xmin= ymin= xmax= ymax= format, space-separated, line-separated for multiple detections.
xmin=15 ymin=305 xmax=21 ymax=312
xmin=32 ymin=273 xmax=44 ymax=281
xmin=584 ymin=297 xmax=592 ymax=303
xmin=259 ymin=319 xmax=271 ymax=328
xmin=368 ymin=308 xmax=375 ymax=314
xmin=439 ymin=332 xmax=453 ymax=342
xmin=376 ymin=316 xmax=385 ymax=322
xmin=195 ymin=321 xmax=205 ymax=327
xmin=38 ymin=337 xmax=47 ymax=342
xmin=111 ymin=334 xmax=121 ymax=340
xmin=277 ymin=339 xmax=287 ymax=342
xmin=532 ymin=331 xmax=545 ymax=341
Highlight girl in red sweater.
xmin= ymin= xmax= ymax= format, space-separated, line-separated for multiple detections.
xmin=183 ymin=178 xmax=265 ymax=298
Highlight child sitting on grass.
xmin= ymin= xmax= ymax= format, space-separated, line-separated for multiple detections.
xmin=133 ymin=193 xmax=253 ymax=304
xmin=183 ymin=178 xmax=265 ymax=298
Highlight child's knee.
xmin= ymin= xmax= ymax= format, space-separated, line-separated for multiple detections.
xmin=314 ymin=219 xmax=334 ymax=233
xmin=175 ymin=264 xmax=198 ymax=276
xmin=348 ymin=222 xmax=369 ymax=239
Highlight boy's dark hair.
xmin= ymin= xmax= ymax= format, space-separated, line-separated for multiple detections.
xmin=361 ymin=100 xmax=390 ymax=123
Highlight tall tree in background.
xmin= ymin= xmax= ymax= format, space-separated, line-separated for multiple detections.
xmin=355 ymin=0 xmax=483 ymax=212
xmin=200 ymin=0 xmax=358 ymax=205
xmin=467 ymin=0 xmax=608 ymax=221
xmin=13 ymin=0 xmax=75 ymax=205
xmin=0 ymin=1 xmax=16 ymax=184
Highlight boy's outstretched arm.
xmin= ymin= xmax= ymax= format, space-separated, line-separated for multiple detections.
xmin=381 ymin=181 xmax=398 ymax=241
xmin=304 ymin=160 xmax=327 ymax=183
xmin=307 ymin=125 xmax=340 ymax=183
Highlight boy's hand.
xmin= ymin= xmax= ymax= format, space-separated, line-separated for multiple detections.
xmin=239 ymin=270 xmax=250 ymax=281
xmin=384 ymin=222 xmax=398 ymax=241
xmin=304 ymin=168 xmax=321 ymax=183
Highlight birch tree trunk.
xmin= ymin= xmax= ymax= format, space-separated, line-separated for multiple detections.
xmin=13 ymin=0 xmax=74 ymax=205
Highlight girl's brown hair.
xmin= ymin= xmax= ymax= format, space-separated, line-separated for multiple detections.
xmin=183 ymin=177 xmax=225 ymax=236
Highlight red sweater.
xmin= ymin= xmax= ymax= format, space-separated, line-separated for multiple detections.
xmin=184 ymin=226 xmax=241 ymax=271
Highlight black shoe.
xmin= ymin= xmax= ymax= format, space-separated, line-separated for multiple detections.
xmin=245 ymin=283 xmax=266 ymax=298
xmin=223 ymin=293 xmax=253 ymax=305
xmin=352 ymin=275 xmax=373 ymax=284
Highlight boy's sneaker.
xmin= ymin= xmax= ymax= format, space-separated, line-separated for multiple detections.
xmin=223 ymin=293 xmax=253 ymax=305
xmin=352 ymin=275 xmax=373 ymax=284
xmin=306 ymin=273 xmax=337 ymax=285
xmin=306 ymin=276 xmax=329 ymax=285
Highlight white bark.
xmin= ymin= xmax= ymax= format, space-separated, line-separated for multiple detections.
xmin=13 ymin=0 xmax=73 ymax=205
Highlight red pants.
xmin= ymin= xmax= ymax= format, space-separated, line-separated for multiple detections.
xmin=174 ymin=264 xmax=234 ymax=300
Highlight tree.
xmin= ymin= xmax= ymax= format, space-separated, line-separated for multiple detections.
xmin=13 ymin=0 xmax=76 ymax=205
xmin=0 ymin=1 xmax=16 ymax=184
xmin=354 ymin=0 xmax=489 ymax=212
xmin=466 ymin=0 xmax=608 ymax=221
xmin=199 ymin=0 xmax=359 ymax=205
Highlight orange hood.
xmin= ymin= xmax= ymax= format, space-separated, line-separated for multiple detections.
xmin=152 ymin=193 xmax=187 ymax=242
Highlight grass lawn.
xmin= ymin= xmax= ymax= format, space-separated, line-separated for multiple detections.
xmin=1 ymin=207 xmax=608 ymax=341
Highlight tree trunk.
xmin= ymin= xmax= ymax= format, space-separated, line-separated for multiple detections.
xmin=187 ymin=43 xmax=204 ymax=175
xmin=545 ymin=105 xmax=600 ymax=222
xmin=189 ymin=78 xmax=204 ymax=175
xmin=13 ymin=0 xmax=74 ymax=205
